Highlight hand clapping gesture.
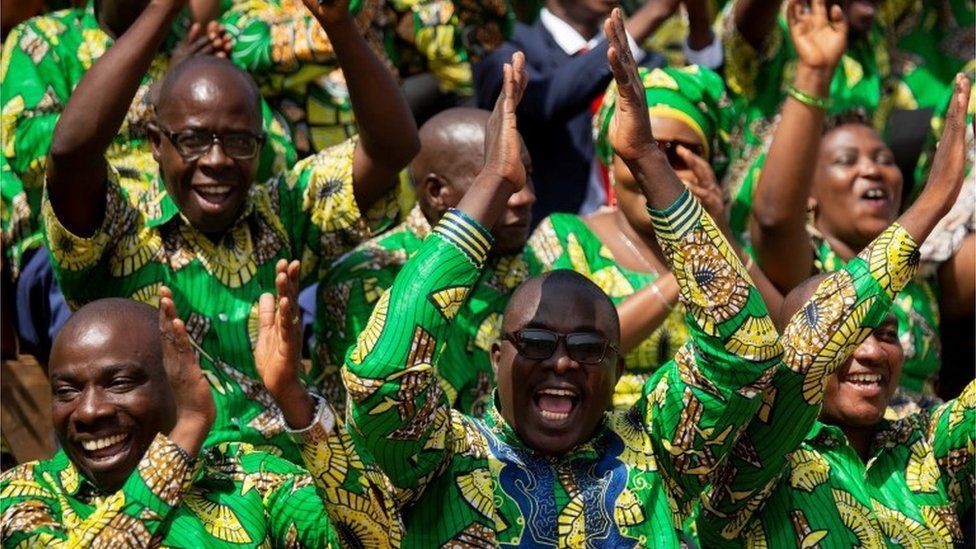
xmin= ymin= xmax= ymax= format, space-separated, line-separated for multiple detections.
xmin=159 ymin=286 xmax=216 ymax=458
xmin=605 ymin=9 xmax=657 ymax=163
xmin=484 ymin=51 xmax=528 ymax=194
xmin=254 ymin=260 xmax=317 ymax=429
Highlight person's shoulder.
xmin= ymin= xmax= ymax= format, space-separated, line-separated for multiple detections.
xmin=326 ymin=225 xmax=415 ymax=282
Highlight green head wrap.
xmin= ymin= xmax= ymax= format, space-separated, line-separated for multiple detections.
xmin=593 ymin=65 xmax=734 ymax=178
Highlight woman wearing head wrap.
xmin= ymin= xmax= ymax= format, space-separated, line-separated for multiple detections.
xmin=525 ymin=64 xmax=778 ymax=409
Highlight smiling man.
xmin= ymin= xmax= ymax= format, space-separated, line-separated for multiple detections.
xmin=317 ymin=107 xmax=536 ymax=416
xmin=697 ymin=74 xmax=975 ymax=547
xmin=41 ymin=0 xmax=417 ymax=459
xmin=259 ymin=20 xmax=786 ymax=546
xmin=0 ymin=291 xmax=401 ymax=547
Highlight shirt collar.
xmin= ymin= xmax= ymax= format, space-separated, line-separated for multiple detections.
xmin=539 ymin=8 xmax=602 ymax=55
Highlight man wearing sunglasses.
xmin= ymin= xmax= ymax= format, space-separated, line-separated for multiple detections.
xmin=259 ymin=15 xmax=768 ymax=544
xmin=41 ymin=0 xmax=418 ymax=462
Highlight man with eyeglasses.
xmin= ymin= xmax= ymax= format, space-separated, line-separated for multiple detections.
xmin=261 ymin=14 xmax=944 ymax=544
xmin=41 ymin=0 xmax=418 ymax=462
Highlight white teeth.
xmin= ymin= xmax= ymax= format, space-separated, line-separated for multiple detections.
xmin=81 ymin=433 xmax=127 ymax=452
xmin=846 ymin=373 xmax=883 ymax=384
xmin=864 ymin=189 xmax=885 ymax=199
xmin=537 ymin=388 xmax=577 ymax=398
xmin=540 ymin=410 xmax=570 ymax=421
xmin=196 ymin=185 xmax=232 ymax=195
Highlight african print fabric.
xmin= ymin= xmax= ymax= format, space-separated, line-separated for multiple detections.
xmin=524 ymin=213 xmax=691 ymax=410
xmin=1 ymin=431 xmax=403 ymax=546
xmin=42 ymin=138 xmax=399 ymax=461
xmin=719 ymin=1 xmax=973 ymax=238
xmin=0 ymin=2 xmax=296 ymax=277
xmin=699 ymin=224 xmax=973 ymax=547
xmin=813 ymin=229 xmax=941 ymax=396
xmin=317 ymin=204 xmax=527 ymax=416
xmin=342 ymin=191 xmax=783 ymax=546
xmin=221 ymin=0 xmax=512 ymax=156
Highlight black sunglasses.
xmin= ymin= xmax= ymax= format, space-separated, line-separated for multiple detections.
xmin=157 ymin=126 xmax=266 ymax=161
xmin=656 ymin=139 xmax=706 ymax=170
xmin=503 ymin=328 xmax=618 ymax=365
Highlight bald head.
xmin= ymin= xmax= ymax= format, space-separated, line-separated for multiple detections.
xmin=504 ymin=270 xmax=620 ymax=341
xmin=411 ymin=108 xmax=490 ymax=192
xmin=777 ymin=273 xmax=832 ymax=330
xmin=53 ymin=299 xmax=162 ymax=370
xmin=154 ymin=55 xmax=261 ymax=127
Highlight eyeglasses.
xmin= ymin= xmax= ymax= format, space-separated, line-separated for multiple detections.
xmin=503 ymin=328 xmax=618 ymax=365
xmin=157 ymin=126 xmax=266 ymax=161
xmin=656 ymin=139 xmax=705 ymax=170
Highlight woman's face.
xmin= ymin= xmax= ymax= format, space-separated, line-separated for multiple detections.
xmin=612 ymin=116 xmax=705 ymax=235
xmin=812 ymin=123 xmax=903 ymax=251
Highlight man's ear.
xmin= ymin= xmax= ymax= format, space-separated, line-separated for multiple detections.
xmin=147 ymin=122 xmax=163 ymax=163
xmin=422 ymin=173 xmax=450 ymax=213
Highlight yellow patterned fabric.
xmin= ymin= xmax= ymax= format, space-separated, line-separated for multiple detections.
xmin=343 ymin=193 xmax=783 ymax=546
xmin=699 ymin=225 xmax=973 ymax=547
xmin=0 ymin=431 xmax=396 ymax=546
xmin=42 ymin=138 xmax=398 ymax=461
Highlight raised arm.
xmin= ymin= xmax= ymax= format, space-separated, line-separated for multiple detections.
xmin=605 ymin=9 xmax=782 ymax=515
xmin=46 ymin=0 xmax=186 ymax=237
xmin=698 ymin=74 xmax=973 ymax=545
xmin=298 ymin=0 xmax=419 ymax=210
xmin=928 ymin=379 xmax=975 ymax=517
xmin=750 ymin=0 xmax=847 ymax=292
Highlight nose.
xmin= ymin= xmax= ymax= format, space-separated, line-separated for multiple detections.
xmin=197 ymin=137 xmax=232 ymax=167
xmin=73 ymin=387 xmax=114 ymax=426
xmin=508 ymin=184 xmax=537 ymax=209
xmin=858 ymin=156 xmax=882 ymax=179
xmin=550 ymin=341 xmax=581 ymax=375
xmin=852 ymin=333 xmax=887 ymax=364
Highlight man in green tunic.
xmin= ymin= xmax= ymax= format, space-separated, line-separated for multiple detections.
xmin=257 ymin=14 xmax=934 ymax=545
xmin=40 ymin=0 xmax=418 ymax=460
xmin=697 ymin=73 xmax=975 ymax=547
xmin=317 ymin=107 xmax=536 ymax=416
xmin=0 ymin=294 xmax=401 ymax=547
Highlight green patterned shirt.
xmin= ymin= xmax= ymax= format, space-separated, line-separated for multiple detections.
xmin=1 ymin=427 xmax=403 ymax=547
xmin=720 ymin=1 xmax=971 ymax=238
xmin=698 ymin=224 xmax=974 ymax=547
xmin=42 ymin=138 xmax=398 ymax=461
xmin=524 ymin=213 xmax=691 ymax=410
xmin=0 ymin=2 xmax=296 ymax=277
xmin=317 ymin=205 xmax=528 ymax=416
xmin=342 ymin=191 xmax=784 ymax=546
xmin=813 ymin=230 xmax=941 ymax=395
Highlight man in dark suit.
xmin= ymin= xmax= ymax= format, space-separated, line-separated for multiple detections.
xmin=475 ymin=0 xmax=718 ymax=222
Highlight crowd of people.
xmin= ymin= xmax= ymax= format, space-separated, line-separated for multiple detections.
xmin=0 ymin=0 xmax=973 ymax=546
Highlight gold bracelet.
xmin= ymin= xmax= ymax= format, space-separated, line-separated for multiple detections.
xmin=787 ymin=85 xmax=830 ymax=111
xmin=649 ymin=281 xmax=674 ymax=311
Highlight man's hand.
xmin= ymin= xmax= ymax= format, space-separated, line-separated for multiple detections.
xmin=159 ymin=286 xmax=215 ymax=458
xmin=606 ymin=9 xmax=657 ymax=163
xmin=912 ymin=75 xmax=972 ymax=216
xmin=787 ymin=0 xmax=847 ymax=73
xmin=170 ymin=21 xmax=233 ymax=67
xmin=483 ymin=51 xmax=528 ymax=194
xmin=302 ymin=0 xmax=352 ymax=26
xmin=254 ymin=260 xmax=317 ymax=429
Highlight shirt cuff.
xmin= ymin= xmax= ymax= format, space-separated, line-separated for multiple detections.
xmin=647 ymin=188 xmax=704 ymax=243
xmin=432 ymin=208 xmax=494 ymax=267
xmin=684 ymin=32 xmax=723 ymax=69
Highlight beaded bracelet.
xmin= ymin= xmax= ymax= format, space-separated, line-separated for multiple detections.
xmin=787 ymin=85 xmax=830 ymax=111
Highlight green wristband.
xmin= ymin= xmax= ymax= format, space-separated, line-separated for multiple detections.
xmin=787 ymin=85 xmax=831 ymax=111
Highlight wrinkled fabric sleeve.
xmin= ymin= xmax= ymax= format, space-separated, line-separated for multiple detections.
xmin=0 ymin=433 xmax=194 ymax=547
xmin=342 ymin=209 xmax=490 ymax=496
xmin=929 ymin=379 xmax=976 ymax=517
xmin=276 ymin=137 xmax=400 ymax=286
xmin=642 ymin=189 xmax=782 ymax=522
xmin=698 ymin=223 xmax=921 ymax=545
xmin=295 ymin=407 xmax=404 ymax=546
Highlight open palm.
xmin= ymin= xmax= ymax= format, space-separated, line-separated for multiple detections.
xmin=788 ymin=0 xmax=848 ymax=72
xmin=254 ymin=260 xmax=304 ymax=400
